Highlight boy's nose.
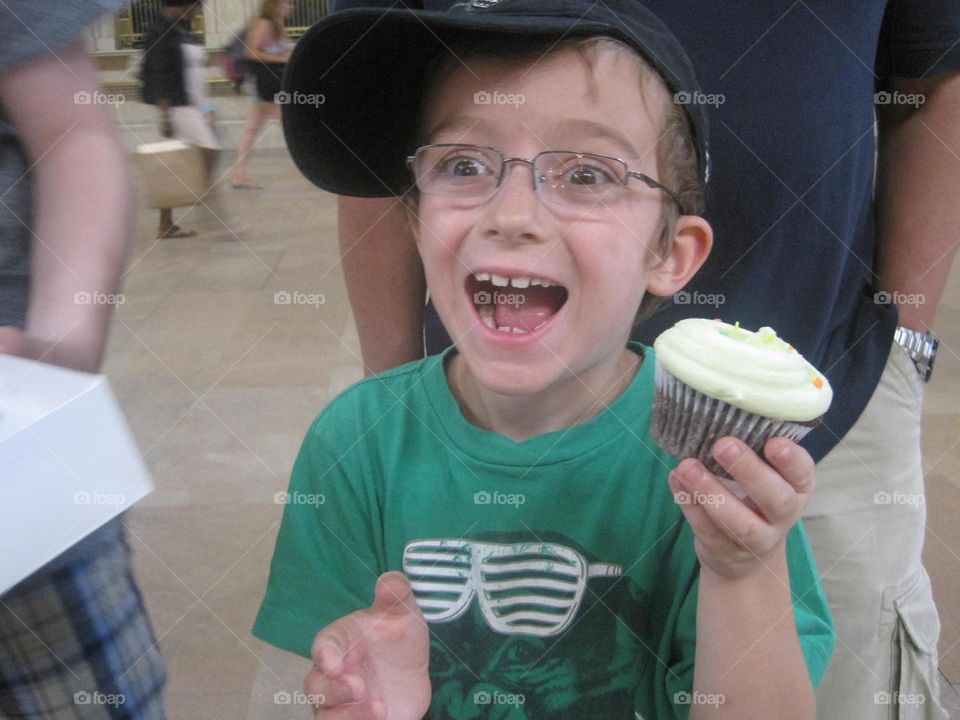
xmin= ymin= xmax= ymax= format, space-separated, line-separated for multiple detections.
xmin=480 ymin=160 xmax=547 ymax=245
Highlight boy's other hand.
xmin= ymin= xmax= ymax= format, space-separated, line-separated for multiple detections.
xmin=667 ymin=437 xmax=814 ymax=580
xmin=305 ymin=571 xmax=431 ymax=720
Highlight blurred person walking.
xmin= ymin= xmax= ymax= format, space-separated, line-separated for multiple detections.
xmin=142 ymin=0 xmax=223 ymax=237
xmin=0 ymin=1 xmax=166 ymax=717
xmin=230 ymin=0 xmax=294 ymax=190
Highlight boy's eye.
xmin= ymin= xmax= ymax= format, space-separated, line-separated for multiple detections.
xmin=562 ymin=163 xmax=617 ymax=186
xmin=437 ymin=155 xmax=493 ymax=178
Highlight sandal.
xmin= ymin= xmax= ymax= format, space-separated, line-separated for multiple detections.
xmin=158 ymin=224 xmax=198 ymax=239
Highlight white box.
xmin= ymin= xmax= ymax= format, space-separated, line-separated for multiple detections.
xmin=0 ymin=354 xmax=153 ymax=593
xmin=134 ymin=139 xmax=206 ymax=209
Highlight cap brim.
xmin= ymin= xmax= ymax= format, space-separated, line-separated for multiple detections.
xmin=282 ymin=7 xmax=704 ymax=197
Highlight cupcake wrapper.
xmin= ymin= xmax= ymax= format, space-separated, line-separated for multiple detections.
xmin=651 ymin=363 xmax=817 ymax=478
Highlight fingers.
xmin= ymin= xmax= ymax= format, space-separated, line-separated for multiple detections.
xmin=712 ymin=437 xmax=812 ymax=525
xmin=670 ymin=459 xmax=767 ymax=551
xmin=304 ymin=663 xmax=364 ymax=706
xmin=762 ymin=436 xmax=815 ymax=497
xmin=672 ymin=436 xmax=815 ymax=557
xmin=371 ymin=571 xmax=422 ymax=620
xmin=307 ymin=636 xmax=383 ymax=719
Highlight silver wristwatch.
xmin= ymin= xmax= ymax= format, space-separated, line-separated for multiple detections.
xmin=893 ymin=326 xmax=938 ymax=382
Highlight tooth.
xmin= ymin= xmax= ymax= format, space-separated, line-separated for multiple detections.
xmin=477 ymin=304 xmax=496 ymax=330
xmin=510 ymin=276 xmax=530 ymax=289
xmin=529 ymin=278 xmax=542 ymax=286
xmin=512 ymin=326 xmax=527 ymax=334
xmin=540 ymin=280 xmax=553 ymax=287
xmin=491 ymin=274 xmax=509 ymax=287
xmin=474 ymin=272 xmax=491 ymax=281
xmin=497 ymin=325 xmax=511 ymax=332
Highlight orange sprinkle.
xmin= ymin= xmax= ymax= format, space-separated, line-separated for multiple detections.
xmin=813 ymin=377 xmax=824 ymax=388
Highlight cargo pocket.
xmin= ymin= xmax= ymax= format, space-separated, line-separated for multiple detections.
xmin=888 ymin=569 xmax=947 ymax=719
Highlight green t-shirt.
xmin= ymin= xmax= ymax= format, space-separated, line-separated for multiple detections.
xmin=253 ymin=343 xmax=835 ymax=719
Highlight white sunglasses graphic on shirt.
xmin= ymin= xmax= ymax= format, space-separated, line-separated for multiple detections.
xmin=402 ymin=539 xmax=622 ymax=637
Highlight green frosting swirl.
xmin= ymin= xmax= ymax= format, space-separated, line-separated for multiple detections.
xmin=653 ymin=319 xmax=833 ymax=421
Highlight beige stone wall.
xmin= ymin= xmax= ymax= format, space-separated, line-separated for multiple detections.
xmin=82 ymin=0 xmax=263 ymax=53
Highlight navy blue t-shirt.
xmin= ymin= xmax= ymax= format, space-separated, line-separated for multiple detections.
xmin=330 ymin=0 xmax=960 ymax=461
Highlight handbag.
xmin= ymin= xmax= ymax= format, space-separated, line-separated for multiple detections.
xmin=134 ymin=140 xmax=206 ymax=209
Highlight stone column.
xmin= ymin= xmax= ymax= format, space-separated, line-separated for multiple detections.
xmin=82 ymin=11 xmax=118 ymax=53
xmin=202 ymin=0 xmax=259 ymax=48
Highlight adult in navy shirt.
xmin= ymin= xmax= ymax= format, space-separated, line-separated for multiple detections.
xmin=321 ymin=1 xmax=959 ymax=717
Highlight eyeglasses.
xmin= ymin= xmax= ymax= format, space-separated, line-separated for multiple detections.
xmin=405 ymin=143 xmax=687 ymax=214
xmin=402 ymin=538 xmax=622 ymax=637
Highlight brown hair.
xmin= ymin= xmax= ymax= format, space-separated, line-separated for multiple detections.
xmin=257 ymin=0 xmax=286 ymax=39
xmin=406 ymin=35 xmax=704 ymax=327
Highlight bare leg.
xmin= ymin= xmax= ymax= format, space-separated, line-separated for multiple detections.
xmin=157 ymin=207 xmax=196 ymax=238
xmin=159 ymin=208 xmax=173 ymax=237
xmin=231 ymin=101 xmax=278 ymax=187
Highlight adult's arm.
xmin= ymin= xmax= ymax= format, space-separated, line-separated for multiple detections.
xmin=875 ymin=73 xmax=960 ymax=332
xmin=338 ymin=195 xmax=426 ymax=375
xmin=0 ymin=40 xmax=133 ymax=372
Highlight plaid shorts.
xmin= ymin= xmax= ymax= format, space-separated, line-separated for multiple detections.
xmin=0 ymin=519 xmax=166 ymax=718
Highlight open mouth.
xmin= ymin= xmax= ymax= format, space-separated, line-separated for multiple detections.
xmin=466 ymin=271 xmax=569 ymax=335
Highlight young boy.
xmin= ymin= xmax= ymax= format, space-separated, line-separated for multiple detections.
xmin=253 ymin=2 xmax=835 ymax=718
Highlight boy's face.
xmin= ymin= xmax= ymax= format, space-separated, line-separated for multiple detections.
xmin=412 ymin=45 xmax=699 ymax=397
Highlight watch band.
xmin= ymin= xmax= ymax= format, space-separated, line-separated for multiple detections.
xmin=893 ymin=325 xmax=938 ymax=383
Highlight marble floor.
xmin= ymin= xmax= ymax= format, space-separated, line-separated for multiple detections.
xmin=107 ymin=149 xmax=960 ymax=718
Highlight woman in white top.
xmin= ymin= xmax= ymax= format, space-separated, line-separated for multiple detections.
xmin=231 ymin=0 xmax=294 ymax=189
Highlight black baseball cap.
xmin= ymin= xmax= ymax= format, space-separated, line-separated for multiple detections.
xmin=281 ymin=0 xmax=709 ymax=198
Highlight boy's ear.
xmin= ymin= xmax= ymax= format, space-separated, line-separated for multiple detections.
xmin=645 ymin=215 xmax=713 ymax=297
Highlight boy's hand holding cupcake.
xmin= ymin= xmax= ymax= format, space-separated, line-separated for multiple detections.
xmin=654 ymin=319 xmax=832 ymax=580
xmin=668 ymin=435 xmax=815 ymax=580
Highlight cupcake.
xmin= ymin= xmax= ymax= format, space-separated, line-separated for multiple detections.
xmin=651 ymin=319 xmax=833 ymax=479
